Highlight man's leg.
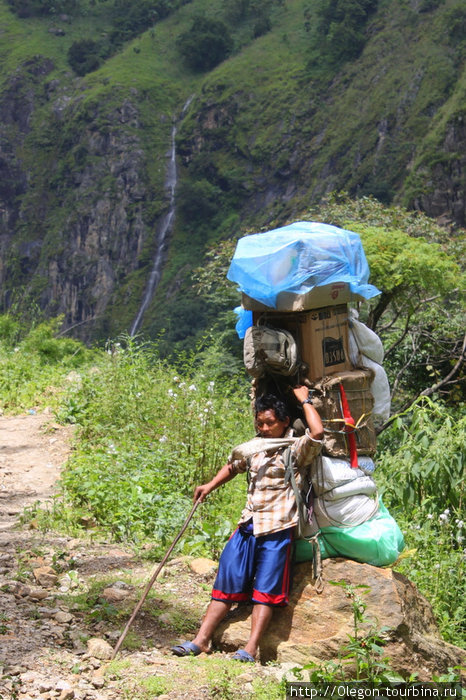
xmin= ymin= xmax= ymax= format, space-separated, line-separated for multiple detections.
xmin=189 ymin=526 xmax=254 ymax=653
xmin=243 ymin=603 xmax=274 ymax=659
xmin=191 ymin=599 xmax=232 ymax=652
xmin=240 ymin=527 xmax=293 ymax=659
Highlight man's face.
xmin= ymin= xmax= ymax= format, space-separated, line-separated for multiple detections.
xmin=256 ymin=409 xmax=290 ymax=438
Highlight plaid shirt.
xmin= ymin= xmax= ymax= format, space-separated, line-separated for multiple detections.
xmin=229 ymin=429 xmax=322 ymax=537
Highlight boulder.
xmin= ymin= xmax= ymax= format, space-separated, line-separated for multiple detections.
xmin=213 ymin=559 xmax=465 ymax=679
xmin=189 ymin=558 xmax=218 ymax=576
xmin=33 ymin=566 xmax=58 ymax=588
xmin=102 ymin=586 xmax=130 ymax=603
xmin=86 ymin=637 xmax=113 ymax=660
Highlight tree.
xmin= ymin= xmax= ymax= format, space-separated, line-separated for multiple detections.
xmin=310 ymin=0 xmax=378 ymax=67
xmin=176 ymin=16 xmax=233 ymax=72
xmin=67 ymin=40 xmax=102 ymax=76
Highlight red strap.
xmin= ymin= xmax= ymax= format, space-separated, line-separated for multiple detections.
xmin=339 ymin=383 xmax=358 ymax=468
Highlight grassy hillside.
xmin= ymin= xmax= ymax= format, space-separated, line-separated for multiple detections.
xmin=0 ymin=0 xmax=465 ymax=346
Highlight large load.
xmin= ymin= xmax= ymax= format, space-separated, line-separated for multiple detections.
xmin=229 ymin=221 xmax=404 ymax=567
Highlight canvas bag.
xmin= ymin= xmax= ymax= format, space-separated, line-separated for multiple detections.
xmin=243 ymin=325 xmax=300 ymax=378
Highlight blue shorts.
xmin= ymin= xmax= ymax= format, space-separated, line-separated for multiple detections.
xmin=211 ymin=522 xmax=293 ymax=606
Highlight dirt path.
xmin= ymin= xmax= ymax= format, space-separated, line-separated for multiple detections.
xmin=0 ymin=414 xmax=280 ymax=700
xmin=0 ymin=413 xmax=73 ymax=543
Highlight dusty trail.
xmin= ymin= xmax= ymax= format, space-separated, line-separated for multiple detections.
xmin=0 ymin=413 xmax=275 ymax=699
xmin=0 ymin=413 xmax=73 ymax=543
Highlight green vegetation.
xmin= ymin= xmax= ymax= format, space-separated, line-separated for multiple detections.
xmin=176 ymin=16 xmax=234 ymax=72
xmin=1 ymin=301 xmax=464 ymax=651
xmin=309 ymin=0 xmax=379 ymax=69
xmin=376 ymin=398 xmax=465 ymax=645
xmin=1 ymin=0 xmax=465 ymax=346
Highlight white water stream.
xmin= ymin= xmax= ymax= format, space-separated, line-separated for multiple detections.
xmin=130 ymin=97 xmax=194 ymax=336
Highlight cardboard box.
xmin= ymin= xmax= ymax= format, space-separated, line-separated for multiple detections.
xmin=301 ymin=305 xmax=350 ymax=380
xmin=242 ymin=282 xmax=362 ymax=312
xmin=252 ymin=304 xmax=351 ymax=382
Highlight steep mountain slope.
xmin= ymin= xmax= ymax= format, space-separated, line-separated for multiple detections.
xmin=0 ymin=0 xmax=464 ymax=344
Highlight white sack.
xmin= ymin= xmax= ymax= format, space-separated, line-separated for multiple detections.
xmin=349 ymin=308 xmax=384 ymax=364
xmin=324 ymin=476 xmax=377 ymax=501
xmin=314 ymin=493 xmax=379 ymax=528
xmin=348 ymin=328 xmax=360 ymax=366
xmin=358 ymin=355 xmax=391 ymax=424
xmin=311 ymin=455 xmax=364 ymax=496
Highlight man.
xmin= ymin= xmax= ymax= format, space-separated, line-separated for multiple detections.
xmin=171 ymin=385 xmax=323 ymax=662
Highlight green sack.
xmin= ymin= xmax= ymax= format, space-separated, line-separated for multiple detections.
xmin=294 ymin=500 xmax=405 ymax=567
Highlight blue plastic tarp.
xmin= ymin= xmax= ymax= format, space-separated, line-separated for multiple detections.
xmin=227 ymin=221 xmax=380 ymax=308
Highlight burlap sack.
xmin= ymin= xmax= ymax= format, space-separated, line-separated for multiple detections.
xmin=310 ymin=368 xmax=377 ymax=458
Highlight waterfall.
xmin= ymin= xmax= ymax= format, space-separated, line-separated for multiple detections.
xmin=129 ymin=96 xmax=194 ymax=336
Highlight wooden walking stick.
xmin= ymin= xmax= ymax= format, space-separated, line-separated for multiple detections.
xmin=112 ymin=499 xmax=202 ymax=659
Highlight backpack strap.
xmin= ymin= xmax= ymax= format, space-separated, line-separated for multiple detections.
xmin=283 ymin=446 xmax=310 ymax=541
xmin=285 ymin=447 xmax=325 ymax=593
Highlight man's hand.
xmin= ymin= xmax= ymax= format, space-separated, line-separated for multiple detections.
xmin=293 ymin=385 xmax=324 ymax=441
xmin=293 ymin=385 xmax=310 ymax=404
xmin=193 ymin=484 xmax=211 ymax=503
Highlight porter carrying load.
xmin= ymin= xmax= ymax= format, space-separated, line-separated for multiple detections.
xmin=230 ymin=220 xmax=404 ymax=567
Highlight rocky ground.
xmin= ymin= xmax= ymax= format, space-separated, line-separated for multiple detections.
xmin=0 ymin=414 xmax=286 ymax=700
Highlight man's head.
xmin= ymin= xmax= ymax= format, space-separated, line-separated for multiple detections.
xmin=255 ymin=394 xmax=290 ymax=438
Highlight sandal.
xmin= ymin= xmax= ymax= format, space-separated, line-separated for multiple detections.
xmin=170 ymin=641 xmax=202 ymax=657
xmin=231 ymin=649 xmax=255 ymax=663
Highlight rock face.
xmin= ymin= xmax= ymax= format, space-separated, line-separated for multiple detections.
xmin=0 ymin=58 xmax=168 ymax=339
xmin=411 ymin=114 xmax=466 ymax=227
xmin=213 ymin=559 xmax=465 ymax=679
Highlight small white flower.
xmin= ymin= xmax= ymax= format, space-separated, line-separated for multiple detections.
xmin=179 ymin=381 xmax=186 ymax=389
xmin=189 ymin=384 xmax=197 ymax=391
xmin=14 ymin=347 xmax=19 ymax=352
xmin=206 ymin=400 xmax=213 ymax=407
xmin=443 ymin=508 xmax=450 ymax=515
xmin=173 ymin=376 xmax=179 ymax=383
xmin=439 ymin=514 xmax=449 ymax=523
xmin=136 ymin=392 xmax=142 ymax=398
xmin=433 ymin=563 xmax=441 ymax=569
xmin=457 ymin=520 xmax=464 ymax=529
xmin=168 ymin=389 xmax=177 ymax=398
xmin=159 ymin=435 xmax=168 ymax=443
xmin=457 ymin=535 xmax=464 ymax=544
xmin=208 ymin=381 xmax=215 ymax=391
xmin=426 ymin=514 xmax=434 ymax=520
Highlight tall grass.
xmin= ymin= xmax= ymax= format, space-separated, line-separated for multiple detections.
xmin=53 ymin=333 xmax=252 ymax=557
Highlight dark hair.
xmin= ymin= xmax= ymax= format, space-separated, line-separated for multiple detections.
xmin=255 ymin=394 xmax=290 ymax=422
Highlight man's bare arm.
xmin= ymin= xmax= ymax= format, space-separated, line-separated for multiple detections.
xmin=293 ymin=385 xmax=324 ymax=441
xmin=193 ymin=462 xmax=237 ymax=502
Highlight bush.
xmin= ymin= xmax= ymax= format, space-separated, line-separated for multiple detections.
xmin=0 ymin=315 xmax=93 ymax=411
xmin=57 ymin=336 xmax=251 ymax=554
xmin=377 ymin=398 xmax=465 ymax=514
xmin=177 ymin=16 xmax=233 ymax=72
xmin=311 ymin=0 xmax=378 ymax=68
xmin=67 ymin=40 xmax=102 ymax=76
xmin=7 ymin=0 xmax=78 ymax=18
